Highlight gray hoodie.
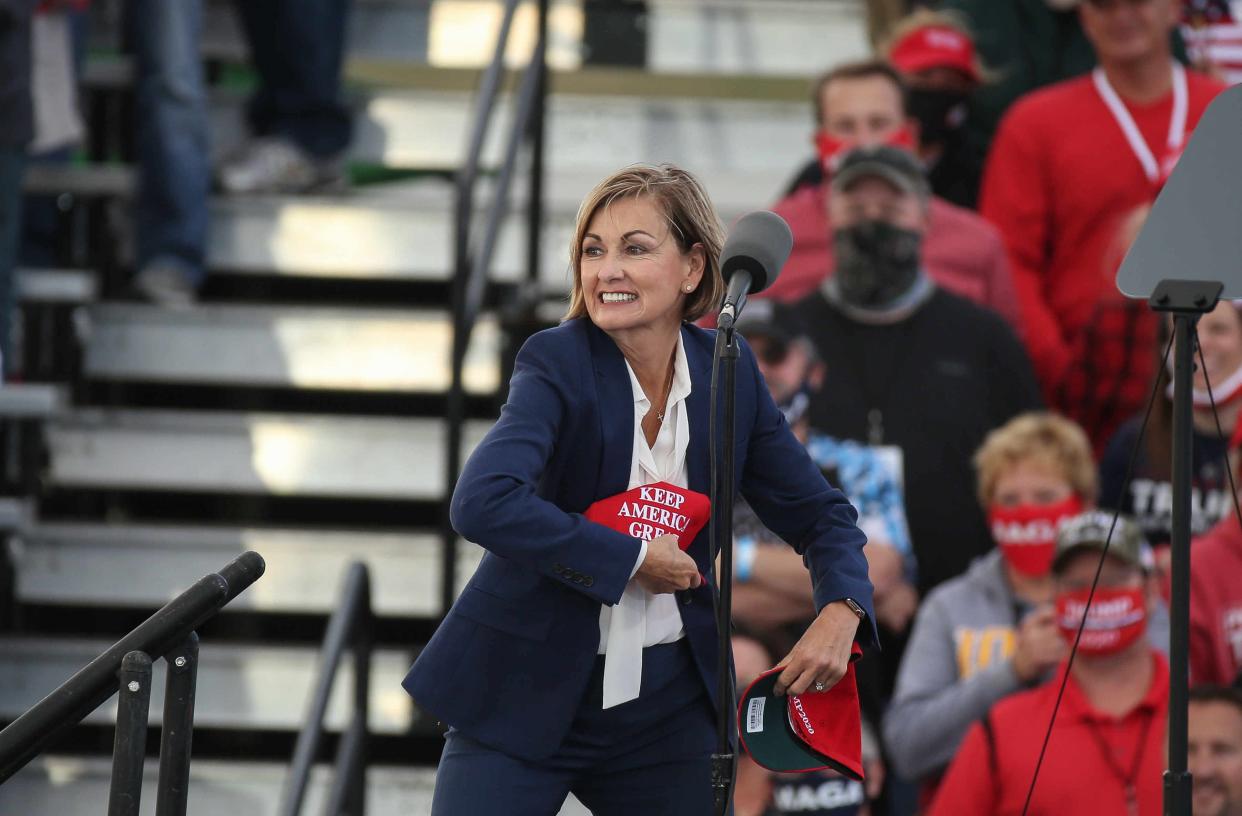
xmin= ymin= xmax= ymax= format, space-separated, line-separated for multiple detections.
xmin=882 ymin=549 xmax=1170 ymax=782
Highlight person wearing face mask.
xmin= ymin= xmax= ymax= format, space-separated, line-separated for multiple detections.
xmin=980 ymin=0 xmax=1225 ymax=430
xmin=884 ymin=412 xmax=1172 ymax=804
xmin=883 ymin=10 xmax=991 ymax=209
xmin=788 ymin=144 xmax=1041 ymax=596
xmin=764 ymin=59 xmax=1022 ymax=330
xmin=727 ymin=303 xmax=918 ymax=642
xmin=929 ymin=511 xmax=1171 ymax=816
xmin=1099 ymin=299 xmax=1242 ymax=560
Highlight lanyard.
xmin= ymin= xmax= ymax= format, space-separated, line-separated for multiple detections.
xmin=835 ymin=318 xmax=919 ymax=446
xmin=1092 ymin=62 xmax=1188 ymax=185
xmin=1082 ymin=707 xmax=1156 ymax=816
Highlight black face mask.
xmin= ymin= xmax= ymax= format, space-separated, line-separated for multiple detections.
xmin=833 ymin=220 xmax=922 ymax=309
xmin=907 ymin=87 xmax=970 ymax=146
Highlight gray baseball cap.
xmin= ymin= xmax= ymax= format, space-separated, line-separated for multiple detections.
xmin=1052 ymin=511 xmax=1148 ymax=573
xmin=831 ymin=145 xmax=931 ymax=201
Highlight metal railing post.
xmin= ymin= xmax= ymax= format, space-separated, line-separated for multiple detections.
xmin=108 ymin=651 xmax=153 ymax=816
xmin=279 ymin=563 xmax=371 ymax=816
xmin=323 ymin=718 xmax=366 ymax=816
xmin=526 ymin=0 xmax=549 ymax=290
xmin=155 ymin=633 xmax=199 ymax=816
xmin=348 ymin=579 xmax=371 ymax=816
xmin=443 ymin=0 xmax=524 ymax=627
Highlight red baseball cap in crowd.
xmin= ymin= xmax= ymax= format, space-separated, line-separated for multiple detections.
xmin=889 ymin=24 xmax=979 ymax=83
xmin=737 ymin=643 xmax=865 ymax=778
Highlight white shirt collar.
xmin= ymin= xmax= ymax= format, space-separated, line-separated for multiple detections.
xmin=623 ymin=330 xmax=692 ymax=410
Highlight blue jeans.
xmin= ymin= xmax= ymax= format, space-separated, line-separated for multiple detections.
xmin=20 ymin=9 xmax=89 ymax=270
xmin=127 ymin=0 xmax=210 ymax=286
xmin=0 ymin=149 xmax=26 ymax=377
xmin=233 ymin=0 xmax=352 ymax=158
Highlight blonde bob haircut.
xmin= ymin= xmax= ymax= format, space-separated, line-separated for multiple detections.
xmin=563 ymin=164 xmax=727 ymax=324
xmin=973 ymin=412 xmax=1098 ymax=508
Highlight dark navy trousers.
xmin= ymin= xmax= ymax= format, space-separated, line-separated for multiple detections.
xmin=430 ymin=639 xmax=718 ymax=815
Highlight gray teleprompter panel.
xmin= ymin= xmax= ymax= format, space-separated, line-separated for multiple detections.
xmin=1117 ymin=84 xmax=1242 ymax=299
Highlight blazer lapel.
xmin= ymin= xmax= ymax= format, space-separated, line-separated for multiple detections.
xmin=587 ymin=322 xmax=634 ymax=500
xmin=683 ymin=324 xmax=715 ymax=499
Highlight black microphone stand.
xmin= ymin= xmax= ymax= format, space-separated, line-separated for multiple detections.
xmin=1150 ymin=279 xmax=1222 ymax=816
xmin=709 ymin=314 xmax=740 ymax=816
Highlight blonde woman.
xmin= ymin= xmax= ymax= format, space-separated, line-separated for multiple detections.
xmin=883 ymin=412 xmax=1096 ymax=796
xmin=405 ymin=165 xmax=875 ymax=815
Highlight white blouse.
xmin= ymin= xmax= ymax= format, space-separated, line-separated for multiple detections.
xmin=597 ymin=332 xmax=693 ymax=709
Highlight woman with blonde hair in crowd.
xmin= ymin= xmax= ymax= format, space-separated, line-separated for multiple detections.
xmin=884 ymin=411 xmax=1169 ymax=806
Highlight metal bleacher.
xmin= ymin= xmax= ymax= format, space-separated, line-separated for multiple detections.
xmin=0 ymin=1 xmax=868 ymax=813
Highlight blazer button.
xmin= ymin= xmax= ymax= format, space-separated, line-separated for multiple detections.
xmin=681 ymin=592 xmax=692 ymax=605
xmin=574 ymin=575 xmax=585 ymax=584
xmin=583 ymin=577 xmax=594 ymax=587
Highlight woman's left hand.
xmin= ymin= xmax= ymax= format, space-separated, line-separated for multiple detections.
xmin=772 ymin=600 xmax=861 ymax=696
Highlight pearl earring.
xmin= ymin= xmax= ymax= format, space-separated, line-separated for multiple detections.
xmin=684 ymin=284 xmax=693 ymax=292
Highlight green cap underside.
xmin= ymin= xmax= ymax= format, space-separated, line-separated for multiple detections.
xmin=739 ymin=672 xmax=833 ymax=774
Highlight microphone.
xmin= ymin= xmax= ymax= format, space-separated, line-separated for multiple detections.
xmin=718 ymin=211 xmax=793 ymax=331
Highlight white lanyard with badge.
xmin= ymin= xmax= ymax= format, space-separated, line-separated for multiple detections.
xmin=1092 ymin=61 xmax=1188 ymax=186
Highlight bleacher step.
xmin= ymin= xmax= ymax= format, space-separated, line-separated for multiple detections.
xmin=208 ymin=85 xmax=813 ymax=179
xmin=0 ymin=636 xmax=416 ymax=734
xmin=46 ymin=409 xmax=490 ymax=500
xmin=0 ymin=756 xmax=592 ymax=816
xmin=16 ymin=269 xmax=99 ymax=304
xmin=12 ymin=522 xmax=483 ymax=618
xmin=0 ymin=384 xmax=66 ymax=419
xmin=207 ymin=165 xmax=786 ymax=281
xmin=88 ymin=0 xmax=863 ymax=79
xmin=83 ymin=303 xmax=499 ymax=394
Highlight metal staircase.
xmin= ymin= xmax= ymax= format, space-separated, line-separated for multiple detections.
xmin=0 ymin=1 xmax=866 ymax=813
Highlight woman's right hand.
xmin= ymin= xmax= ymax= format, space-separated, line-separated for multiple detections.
xmin=635 ymin=534 xmax=702 ymax=594
xmin=1011 ymin=605 xmax=1067 ymax=683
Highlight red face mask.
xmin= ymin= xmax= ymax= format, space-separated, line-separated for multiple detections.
xmin=988 ymin=495 xmax=1084 ymax=577
xmin=1055 ymin=586 xmax=1148 ymax=656
xmin=813 ymin=125 xmax=917 ymax=174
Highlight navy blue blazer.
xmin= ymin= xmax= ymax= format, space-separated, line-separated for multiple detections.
xmin=403 ymin=318 xmax=875 ymax=761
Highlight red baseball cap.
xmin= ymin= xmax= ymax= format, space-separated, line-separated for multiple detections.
xmin=737 ymin=643 xmax=865 ymax=778
xmin=889 ymin=25 xmax=979 ymax=83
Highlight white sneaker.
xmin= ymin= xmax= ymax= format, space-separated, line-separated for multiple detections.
xmin=217 ymin=137 xmax=347 ymax=195
xmin=133 ymin=263 xmax=196 ymax=309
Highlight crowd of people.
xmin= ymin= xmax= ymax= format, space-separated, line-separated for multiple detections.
xmin=727 ymin=1 xmax=1242 ymax=815
xmin=0 ymin=0 xmax=353 ymax=376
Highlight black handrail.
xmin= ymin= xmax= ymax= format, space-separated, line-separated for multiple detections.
xmin=278 ymin=562 xmax=373 ymax=816
xmin=442 ymin=0 xmax=550 ymax=618
xmin=0 ymin=550 xmax=266 ymax=784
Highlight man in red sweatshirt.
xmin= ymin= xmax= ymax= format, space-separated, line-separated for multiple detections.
xmin=766 ymin=60 xmax=1022 ymax=331
xmin=1185 ymin=420 xmax=1242 ymax=686
xmin=980 ymin=0 xmax=1224 ymax=449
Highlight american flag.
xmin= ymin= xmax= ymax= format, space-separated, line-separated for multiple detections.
xmin=1183 ymin=0 xmax=1242 ymax=85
